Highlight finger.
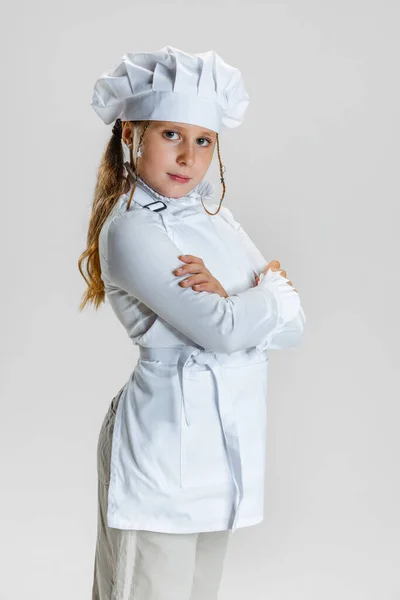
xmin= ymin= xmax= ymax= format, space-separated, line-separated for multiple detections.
xmin=264 ymin=264 xmax=281 ymax=274
xmin=267 ymin=260 xmax=280 ymax=268
xmin=192 ymin=282 xmax=215 ymax=292
xmin=173 ymin=263 xmax=212 ymax=277
xmin=175 ymin=255 xmax=207 ymax=275
xmin=179 ymin=274 xmax=211 ymax=287
xmin=178 ymin=254 xmax=205 ymax=265
xmin=174 ymin=263 xmax=208 ymax=276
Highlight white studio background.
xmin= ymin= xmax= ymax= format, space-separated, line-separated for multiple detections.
xmin=1 ymin=1 xmax=399 ymax=599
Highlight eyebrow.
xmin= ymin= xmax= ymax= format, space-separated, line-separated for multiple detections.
xmin=156 ymin=122 xmax=216 ymax=138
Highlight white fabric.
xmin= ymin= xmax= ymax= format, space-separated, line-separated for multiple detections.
xmin=98 ymin=175 xmax=305 ymax=534
xmin=90 ymin=45 xmax=250 ymax=133
xmin=92 ymin=390 xmax=231 ymax=600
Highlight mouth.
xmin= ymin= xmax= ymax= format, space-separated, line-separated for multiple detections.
xmin=167 ymin=173 xmax=192 ymax=183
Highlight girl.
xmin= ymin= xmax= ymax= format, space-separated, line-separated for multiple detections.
xmin=79 ymin=46 xmax=305 ymax=600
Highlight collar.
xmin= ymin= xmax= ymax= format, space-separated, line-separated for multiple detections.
xmin=134 ymin=174 xmax=215 ymax=208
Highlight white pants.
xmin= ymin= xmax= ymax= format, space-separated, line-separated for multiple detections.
xmin=92 ymin=390 xmax=231 ymax=600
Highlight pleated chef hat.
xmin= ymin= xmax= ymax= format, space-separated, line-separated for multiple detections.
xmin=91 ymin=45 xmax=250 ymax=134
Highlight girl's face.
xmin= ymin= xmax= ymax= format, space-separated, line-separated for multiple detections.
xmin=123 ymin=120 xmax=217 ymax=199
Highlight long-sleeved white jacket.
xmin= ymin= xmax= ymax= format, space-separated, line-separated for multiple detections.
xmin=98 ymin=174 xmax=305 ymax=533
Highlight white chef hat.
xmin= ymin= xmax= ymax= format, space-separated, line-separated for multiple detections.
xmin=90 ymin=45 xmax=250 ymax=134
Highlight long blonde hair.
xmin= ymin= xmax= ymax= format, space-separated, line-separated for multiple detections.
xmin=77 ymin=121 xmax=147 ymax=311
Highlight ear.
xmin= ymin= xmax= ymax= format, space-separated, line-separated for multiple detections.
xmin=122 ymin=122 xmax=133 ymax=146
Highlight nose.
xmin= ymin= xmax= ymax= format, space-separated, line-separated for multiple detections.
xmin=177 ymin=142 xmax=195 ymax=166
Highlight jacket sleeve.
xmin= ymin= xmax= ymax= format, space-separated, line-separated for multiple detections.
xmin=106 ymin=209 xmax=303 ymax=354
xmin=256 ymin=303 xmax=306 ymax=351
xmin=217 ymin=206 xmax=306 ymax=351
xmin=216 ymin=205 xmax=268 ymax=276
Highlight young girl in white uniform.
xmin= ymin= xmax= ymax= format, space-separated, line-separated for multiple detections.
xmin=79 ymin=45 xmax=305 ymax=600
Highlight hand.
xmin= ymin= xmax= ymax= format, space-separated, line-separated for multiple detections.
xmin=173 ymin=254 xmax=228 ymax=298
xmin=254 ymin=260 xmax=297 ymax=292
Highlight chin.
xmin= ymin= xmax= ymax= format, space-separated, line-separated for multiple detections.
xmin=166 ymin=179 xmax=198 ymax=197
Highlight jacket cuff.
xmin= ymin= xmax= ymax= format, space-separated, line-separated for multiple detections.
xmin=254 ymin=269 xmax=301 ymax=352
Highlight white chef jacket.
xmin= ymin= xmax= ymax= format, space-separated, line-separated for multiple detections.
xmin=98 ymin=174 xmax=305 ymax=534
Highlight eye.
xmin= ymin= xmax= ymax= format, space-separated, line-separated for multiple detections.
xmin=197 ymin=137 xmax=212 ymax=147
xmin=162 ymin=131 xmax=213 ymax=147
xmin=163 ymin=131 xmax=180 ymax=140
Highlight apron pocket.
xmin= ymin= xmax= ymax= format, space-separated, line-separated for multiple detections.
xmin=225 ymin=358 xmax=269 ymax=485
xmin=180 ymin=369 xmax=232 ymax=489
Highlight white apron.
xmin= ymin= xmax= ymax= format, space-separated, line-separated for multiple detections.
xmin=98 ymin=175 xmax=305 ymax=534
